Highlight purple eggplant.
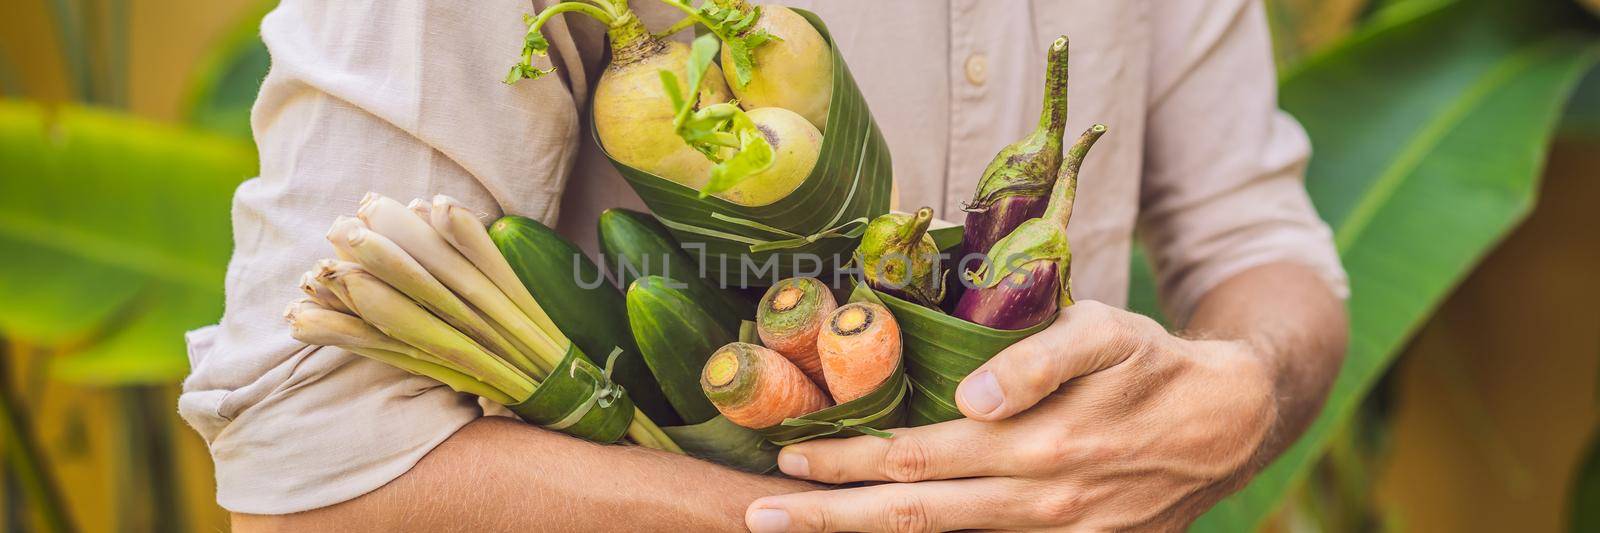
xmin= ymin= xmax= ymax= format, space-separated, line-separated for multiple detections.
xmin=858 ymin=207 xmax=943 ymax=308
xmin=955 ymin=124 xmax=1106 ymax=330
xmin=958 ymin=36 xmax=1072 ymax=273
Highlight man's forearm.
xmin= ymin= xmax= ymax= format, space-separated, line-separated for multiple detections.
xmin=235 ymin=416 xmax=814 ymax=532
xmin=1186 ymin=261 xmax=1349 ymax=468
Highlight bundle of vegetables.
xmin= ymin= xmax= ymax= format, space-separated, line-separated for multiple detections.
xmin=839 ymin=35 xmax=1113 ymax=425
xmin=283 ymin=193 xmax=680 ymax=452
xmin=850 ymin=124 xmax=1107 ymax=425
xmin=507 ymin=0 xmax=892 ymax=282
xmin=693 ymin=278 xmax=909 ymax=445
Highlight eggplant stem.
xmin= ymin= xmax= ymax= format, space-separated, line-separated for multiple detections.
xmin=897 ymin=207 xmax=934 ymax=244
xmin=1038 ymin=36 xmax=1071 ymax=135
xmin=1045 ymin=124 xmax=1108 ymax=226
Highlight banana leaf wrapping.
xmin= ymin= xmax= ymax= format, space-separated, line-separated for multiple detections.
xmin=753 ymin=317 xmax=910 ymax=445
xmin=594 ymin=9 xmax=893 ymax=284
xmin=663 ymin=415 xmax=779 ymax=473
xmin=857 ymin=227 xmax=1055 ymax=426
xmin=507 ymin=346 xmax=635 ymax=443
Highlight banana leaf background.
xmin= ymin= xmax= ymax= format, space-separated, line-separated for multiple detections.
xmin=0 ymin=0 xmax=1598 ymax=531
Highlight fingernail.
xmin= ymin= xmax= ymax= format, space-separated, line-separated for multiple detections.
xmin=748 ymin=508 xmax=791 ymax=533
xmin=778 ymin=451 xmax=810 ymax=477
xmin=960 ymin=370 xmax=1003 ymax=415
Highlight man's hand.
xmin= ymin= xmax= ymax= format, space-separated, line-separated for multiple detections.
xmin=744 ymin=263 xmax=1347 ymax=532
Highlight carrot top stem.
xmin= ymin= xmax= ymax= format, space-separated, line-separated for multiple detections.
xmin=704 ymin=350 xmax=740 ymax=387
xmin=756 ymin=278 xmax=836 ymax=387
xmin=771 ymin=285 xmax=804 ymax=312
xmin=831 ymin=305 xmax=872 ymax=336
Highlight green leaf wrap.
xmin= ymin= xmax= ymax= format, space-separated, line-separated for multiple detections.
xmin=853 ymin=280 xmax=1051 ymax=426
xmin=850 ymin=228 xmax=1053 ymax=426
xmin=508 ymin=346 xmax=636 ymax=443
xmin=754 ymin=360 xmax=909 ymax=446
xmin=662 ymin=415 xmax=779 ymax=474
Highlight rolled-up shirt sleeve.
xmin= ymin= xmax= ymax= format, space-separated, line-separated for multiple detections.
xmin=1138 ymin=0 xmax=1348 ymax=325
xmin=177 ymin=0 xmax=594 ymax=514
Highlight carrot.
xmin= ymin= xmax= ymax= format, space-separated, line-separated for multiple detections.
xmin=817 ymin=302 xmax=902 ymax=403
xmin=755 ymin=277 xmax=837 ymax=389
xmin=701 ymin=342 xmax=833 ymax=429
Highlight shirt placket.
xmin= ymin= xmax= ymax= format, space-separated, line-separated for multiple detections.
xmin=945 ymin=0 xmax=976 ymax=216
xmin=944 ymin=0 xmax=1021 ymax=218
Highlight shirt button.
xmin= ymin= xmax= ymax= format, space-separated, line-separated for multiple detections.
xmin=964 ymin=54 xmax=988 ymax=86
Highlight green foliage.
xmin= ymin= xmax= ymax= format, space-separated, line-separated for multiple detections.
xmin=0 ymin=101 xmax=257 ymax=383
xmin=183 ymin=0 xmax=276 ymax=140
xmin=1560 ymin=68 xmax=1600 ymax=139
xmin=1162 ymin=0 xmax=1600 ymax=529
xmin=697 ymin=3 xmax=779 ymax=88
xmin=507 ymin=15 xmax=556 ymax=83
xmin=1573 ymin=436 xmax=1600 ymax=531
xmin=661 ymin=34 xmax=776 ymax=196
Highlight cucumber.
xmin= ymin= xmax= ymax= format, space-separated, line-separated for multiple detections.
xmin=626 ymin=275 xmax=733 ymax=425
xmin=598 ymin=208 xmax=755 ymax=330
xmin=489 ymin=215 xmax=680 ymax=426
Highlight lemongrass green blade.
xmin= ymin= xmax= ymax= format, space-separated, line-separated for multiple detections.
xmin=284 ymin=299 xmax=513 ymax=404
xmin=428 ymin=195 xmax=564 ymax=343
xmin=344 ymin=346 xmax=516 ymax=406
xmin=336 ymin=222 xmax=529 ymax=368
xmin=330 ymin=268 xmax=534 ymax=399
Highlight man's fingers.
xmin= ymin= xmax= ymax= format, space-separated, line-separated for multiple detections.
xmin=956 ymin=300 xmax=1161 ymax=421
xmin=777 ymin=419 xmax=1010 ymax=483
xmin=746 ymin=478 xmax=1037 ymax=533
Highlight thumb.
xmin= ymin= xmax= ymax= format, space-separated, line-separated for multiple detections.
xmin=954 ymin=301 xmax=1152 ymax=421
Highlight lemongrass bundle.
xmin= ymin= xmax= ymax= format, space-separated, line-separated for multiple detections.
xmin=286 ymin=193 xmax=682 ymax=453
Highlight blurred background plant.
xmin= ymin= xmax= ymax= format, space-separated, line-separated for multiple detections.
xmin=0 ymin=0 xmax=1595 ymax=531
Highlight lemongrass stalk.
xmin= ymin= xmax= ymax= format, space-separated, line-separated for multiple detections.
xmin=406 ymin=198 xmax=433 ymax=220
xmin=299 ymin=270 xmax=354 ymax=314
xmin=415 ymin=197 xmax=489 ymax=225
xmin=351 ymin=346 xmax=518 ymax=406
xmin=312 ymin=260 xmax=362 ymax=312
xmin=326 ymin=216 xmax=363 ymax=262
xmin=428 ymin=195 xmax=562 ymax=342
xmin=329 ymin=268 xmax=536 ymax=398
xmin=335 ymin=222 xmax=538 ymax=373
xmin=625 ymin=410 xmax=684 ymax=453
xmin=284 ymin=299 xmax=517 ymax=404
xmin=358 ymin=193 xmax=564 ymax=376
xmin=285 ymin=297 xmax=463 ymax=373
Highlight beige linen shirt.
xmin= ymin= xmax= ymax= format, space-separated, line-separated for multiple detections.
xmin=180 ymin=0 xmax=1346 ymax=514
